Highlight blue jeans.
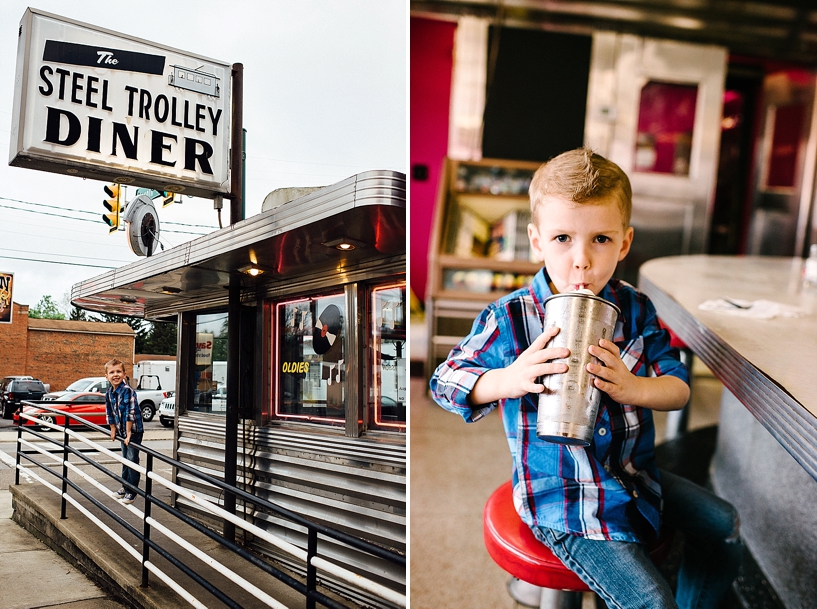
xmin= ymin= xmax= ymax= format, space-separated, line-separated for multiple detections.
xmin=120 ymin=432 xmax=143 ymax=492
xmin=533 ymin=470 xmax=742 ymax=609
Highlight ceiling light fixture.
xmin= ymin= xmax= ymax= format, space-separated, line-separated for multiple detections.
xmin=238 ymin=264 xmax=264 ymax=276
xmin=323 ymin=236 xmax=366 ymax=251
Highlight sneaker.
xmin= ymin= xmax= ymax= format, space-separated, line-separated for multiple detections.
xmin=121 ymin=493 xmax=136 ymax=504
xmin=113 ymin=488 xmax=126 ymax=499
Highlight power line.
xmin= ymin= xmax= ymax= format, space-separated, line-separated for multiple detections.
xmin=0 ymin=253 xmax=117 ymax=269
xmin=0 ymin=219 xmax=193 ymax=256
xmin=0 ymin=202 xmax=210 ymax=236
xmin=0 ymin=246 xmax=131 ymax=265
xmin=0 ymin=196 xmax=221 ymax=229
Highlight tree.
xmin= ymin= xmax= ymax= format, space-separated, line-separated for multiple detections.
xmin=212 ymin=318 xmax=229 ymax=361
xmin=28 ymin=295 xmax=65 ymax=319
xmin=69 ymin=305 xmax=94 ymax=321
xmin=142 ymin=321 xmax=178 ymax=356
xmin=96 ymin=312 xmax=150 ymax=351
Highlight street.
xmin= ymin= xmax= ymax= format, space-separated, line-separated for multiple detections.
xmin=0 ymin=415 xmax=173 ymax=490
xmin=0 ymin=415 xmax=173 ymax=609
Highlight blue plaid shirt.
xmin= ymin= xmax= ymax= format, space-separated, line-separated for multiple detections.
xmin=105 ymin=382 xmax=143 ymax=436
xmin=430 ymin=268 xmax=688 ymax=542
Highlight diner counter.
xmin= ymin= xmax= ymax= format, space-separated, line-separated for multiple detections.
xmin=639 ymin=255 xmax=817 ymax=480
xmin=640 ymin=254 xmax=817 ymax=608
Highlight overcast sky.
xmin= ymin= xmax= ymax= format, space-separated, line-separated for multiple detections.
xmin=0 ymin=0 xmax=406 ymax=312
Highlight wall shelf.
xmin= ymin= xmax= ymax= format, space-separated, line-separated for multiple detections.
xmin=425 ymin=157 xmax=542 ymax=377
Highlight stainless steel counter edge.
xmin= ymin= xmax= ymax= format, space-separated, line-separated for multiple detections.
xmin=639 ymin=272 xmax=817 ymax=482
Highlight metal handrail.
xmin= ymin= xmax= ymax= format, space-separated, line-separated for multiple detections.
xmin=13 ymin=401 xmax=406 ymax=608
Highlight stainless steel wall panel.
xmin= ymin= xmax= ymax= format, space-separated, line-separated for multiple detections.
xmin=253 ymin=481 xmax=405 ymax=548
xmin=250 ymin=536 xmax=403 ymax=609
xmin=173 ymin=416 xmax=406 ymax=605
xmin=253 ymin=511 xmax=406 ymax=586
xmin=585 ymin=32 xmax=726 ymax=283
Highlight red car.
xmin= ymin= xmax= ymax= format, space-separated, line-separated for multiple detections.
xmin=14 ymin=391 xmax=108 ymax=430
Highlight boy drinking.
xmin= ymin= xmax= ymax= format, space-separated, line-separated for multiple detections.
xmin=104 ymin=358 xmax=143 ymax=505
xmin=430 ymin=149 xmax=741 ymax=608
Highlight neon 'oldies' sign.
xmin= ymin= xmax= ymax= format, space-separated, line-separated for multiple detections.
xmin=9 ymin=9 xmax=231 ymax=197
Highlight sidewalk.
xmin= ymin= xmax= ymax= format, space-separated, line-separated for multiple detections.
xmin=7 ymin=456 xmax=355 ymax=609
xmin=0 ymin=486 xmax=127 ymax=609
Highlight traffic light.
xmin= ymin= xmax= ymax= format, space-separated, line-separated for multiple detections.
xmin=102 ymin=183 xmax=124 ymax=233
xmin=162 ymin=191 xmax=175 ymax=208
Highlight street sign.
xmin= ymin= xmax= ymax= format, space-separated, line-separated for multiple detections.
xmin=8 ymin=8 xmax=232 ymax=198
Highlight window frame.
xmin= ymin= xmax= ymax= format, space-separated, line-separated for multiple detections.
xmin=265 ymin=276 xmax=406 ymax=438
xmin=270 ymin=289 xmax=349 ymax=428
xmin=368 ymin=280 xmax=407 ymax=433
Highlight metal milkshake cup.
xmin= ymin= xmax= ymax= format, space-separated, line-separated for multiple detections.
xmin=536 ymin=291 xmax=620 ymax=446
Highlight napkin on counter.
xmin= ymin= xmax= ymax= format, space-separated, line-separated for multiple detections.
xmin=698 ymin=298 xmax=805 ymax=320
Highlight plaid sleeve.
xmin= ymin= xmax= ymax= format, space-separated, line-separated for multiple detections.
xmin=429 ymin=304 xmax=507 ymax=423
xmin=125 ymin=387 xmax=140 ymax=422
xmin=105 ymin=391 xmax=116 ymax=426
xmin=641 ymin=297 xmax=689 ymax=383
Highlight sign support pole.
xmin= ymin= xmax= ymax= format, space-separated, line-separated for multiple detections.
xmin=224 ymin=62 xmax=244 ymax=543
xmin=230 ymin=63 xmax=244 ymax=224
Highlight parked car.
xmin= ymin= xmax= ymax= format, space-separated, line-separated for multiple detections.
xmin=43 ymin=376 xmax=110 ymax=400
xmin=45 ymin=377 xmax=164 ymax=422
xmin=158 ymin=395 xmax=175 ymax=428
xmin=0 ymin=377 xmax=47 ymax=419
xmin=380 ymin=395 xmax=405 ymax=423
xmin=14 ymin=391 xmax=107 ymax=430
xmin=133 ymin=387 xmax=170 ymax=422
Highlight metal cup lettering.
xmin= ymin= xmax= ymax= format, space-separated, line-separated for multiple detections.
xmin=536 ymin=292 xmax=620 ymax=446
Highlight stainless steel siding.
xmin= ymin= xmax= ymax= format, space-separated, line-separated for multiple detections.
xmin=175 ymin=414 xmax=406 ymax=607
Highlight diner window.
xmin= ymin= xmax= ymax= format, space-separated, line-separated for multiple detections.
xmin=190 ymin=312 xmax=228 ymax=414
xmin=370 ymin=282 xmax=406 ymax=431
xmin=274 ymin=293 xmax=346 ymax=425
xmin=633 ymin=81 xmax=698 ymax=176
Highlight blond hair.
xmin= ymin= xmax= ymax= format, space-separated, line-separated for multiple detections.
xmin=529 ymin=148 xmax=632 ymax=227
xmin=104 ymin=358 xmax=126 ymax=373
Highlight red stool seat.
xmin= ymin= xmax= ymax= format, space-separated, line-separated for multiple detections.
xmin=484 ymin=481 xmax=673 ymax=592
xmin=658 ymin=319 xmax=688 ymax=350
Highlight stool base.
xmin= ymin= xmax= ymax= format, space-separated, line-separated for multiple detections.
xmin=507 ymin=577 xmax=583 ymax=609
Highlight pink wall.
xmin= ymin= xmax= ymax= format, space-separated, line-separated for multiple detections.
xmin=410 ymin=17 xmax=456 ymax=302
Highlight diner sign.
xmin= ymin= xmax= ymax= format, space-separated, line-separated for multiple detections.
xmin=0 ymin=272 xmax=13 ymax=324
xmin=8 ymin=8 xmax=231 ymax=197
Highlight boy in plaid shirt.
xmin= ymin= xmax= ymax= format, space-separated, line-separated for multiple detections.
xmin=105 ymin=358 xmax=143 ymax=505
xmin=431 ymin=149 xmax=741 ymax=609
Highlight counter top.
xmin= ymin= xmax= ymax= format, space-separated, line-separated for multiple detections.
xmin=639 ymin=255 xmax=817 ymax=480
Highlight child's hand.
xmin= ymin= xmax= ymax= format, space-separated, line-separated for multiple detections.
xmin=468 ymin=326 xmax=569 ymax=406
xmin=503 ymin=326 xmax=569 ymax=399
xmin=587 ymin=339 xmax=641 ymax=404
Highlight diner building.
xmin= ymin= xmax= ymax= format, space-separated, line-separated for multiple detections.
xmin=71 ymin=170 xmax=406 ymax=606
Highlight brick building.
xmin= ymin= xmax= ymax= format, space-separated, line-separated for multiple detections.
xmin=0 ymin=302 xmax=134 ymax=391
